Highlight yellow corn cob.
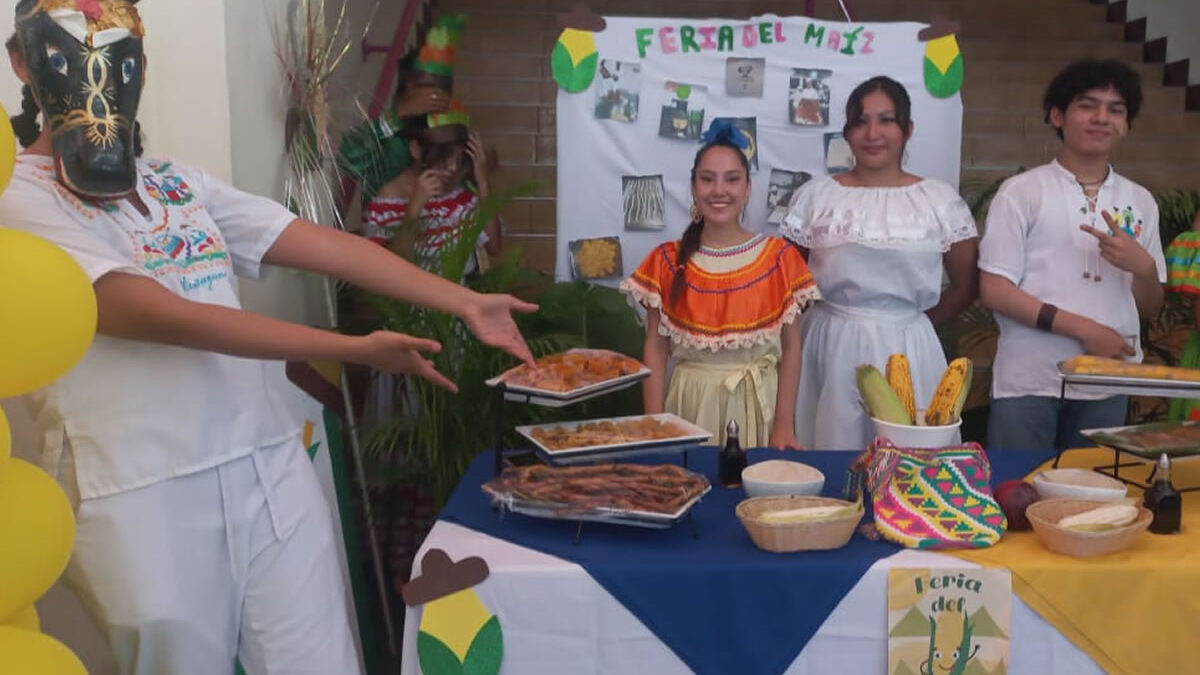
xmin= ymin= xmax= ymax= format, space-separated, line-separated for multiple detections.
xmin=1057 ymin=503 xmax=1139 ymax=531
xmin=886 ymin=353 xmax=917 ymax=424
xmin=1062 ymin=355 xmax=1200 ymax=382
xmin=757 ymin=502 xmax=860 ymax=524
xmin=925 ymin=357 xmax=973 ymax=426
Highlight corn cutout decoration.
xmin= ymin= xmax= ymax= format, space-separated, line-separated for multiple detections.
xmin=403 ymin=549 xmax=503 ymax=675
xmin=550 ymin=5 xmax=606 ymax=93
xmin=918 ymin=16 xmax=963 ymax=99
xmin=925 ymin=357 xmax=973 ymax=426
xmin=857 ymin=365 xmax=913 ymax=425
xmin=886 ymin=353 xmax=917 ymax=424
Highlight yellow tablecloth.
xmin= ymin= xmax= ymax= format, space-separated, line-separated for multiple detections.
xmin=950 ymin=448 xmax=1200 ymax=675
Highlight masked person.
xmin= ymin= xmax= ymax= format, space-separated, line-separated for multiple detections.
xmin=0 ymin=3 xmax=537 ymax=674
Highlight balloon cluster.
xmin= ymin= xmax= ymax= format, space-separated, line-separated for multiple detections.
xmin=0 ymin=100 xmax=99 ymax=673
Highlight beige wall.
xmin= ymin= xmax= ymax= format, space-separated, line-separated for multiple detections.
xmin=1120 ymin=0 xmax=1200 ymax=84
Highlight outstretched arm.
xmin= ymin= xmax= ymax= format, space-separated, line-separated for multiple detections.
xmin=94 ymin=272 xmax=458 ymax=391
xmin=264 ymin=217 xmax=537 ymax=365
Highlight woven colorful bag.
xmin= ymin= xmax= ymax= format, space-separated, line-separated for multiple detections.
xmin=846 ymin=439 xmax=1008 ymax=549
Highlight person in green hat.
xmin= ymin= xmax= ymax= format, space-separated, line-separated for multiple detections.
xmin=339 ymin=14 xmax=465 ymax=207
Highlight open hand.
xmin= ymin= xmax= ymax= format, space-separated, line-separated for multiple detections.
xmin=1076 ymin=319 xmax=1136 ymax=359
xmin=768 ymin=428 xmax=804 ymax=451
xmin=465 ymin=131 xmax=489 ymax=192
xmin=460 ymin=293 xmax=539 ymax=366
xmin=413 ymin=169 xmax=451 ymax=204
xmin=356 ymin=331 xmax=457 ymax=392
xmin=395 ymin=85 xmax=450 ymax=118
xmin=1080 ymin=212 xmax=1156 ymax=278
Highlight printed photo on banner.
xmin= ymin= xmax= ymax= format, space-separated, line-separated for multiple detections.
xmin=725 ymin=57 xmax=765 ymax=98
xmin=824 ymin=132 xmax=853 ymax=175
xmin=568 ymin=236 xmax=623 ymax=281
xmin=658 ymin=81 xmax=708 ymax=140
xmin=766 ymin=169 xmax=812 ymax=224
xmin=712 ymin=117 xmax=759 ymax=172
xmin=789 ymin=68 xmax=832 ymax=126
xmin=886 ymin=568 xmax=1012 ymax=675
xmin=594 ymin=59 xmax=641 ymax=123
xmin=622 ymin=174 xmax=667 ymax=230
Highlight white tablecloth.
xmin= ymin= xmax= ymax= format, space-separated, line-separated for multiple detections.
xmin=401 ymin=521 xmax=1104 ymax=674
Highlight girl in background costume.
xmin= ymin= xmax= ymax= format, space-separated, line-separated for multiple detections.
xmin=1165 ymin=209 xmax=1200 ymax=421
xmin=622 ymin=120 xmax=819 ymax=448
xmin=1 ymin=3 xmax=536 ymax=674
xmin=783 ymin=76 xmax=978 ymax=450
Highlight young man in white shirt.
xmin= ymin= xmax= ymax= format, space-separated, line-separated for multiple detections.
xmin=978 ymin=59 xmax=1166 ymax=450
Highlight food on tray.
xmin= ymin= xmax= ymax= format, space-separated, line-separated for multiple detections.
xmin=1056 ymin=502 xmax=1139 ymax=532
xmin=755 ymin=501 xmax=861 ymax=524
xmin=1107 ymin=422 xmax=1200 ymax=450
xmin=500 ymin=350 xmax=644 ymax=392
xmin=858 ymin=354 xmax=973 ymax=426
xmin=530 ymin=416 xmax=691 ymax=451
xmin=1061 ymin=355 xmax=1200 ymax=382
xmin=483 ymin=463 xmax=709 ymax=515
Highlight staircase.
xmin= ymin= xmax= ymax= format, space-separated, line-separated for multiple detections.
xmin=436 ymin=0 xmax=1200 ymax=274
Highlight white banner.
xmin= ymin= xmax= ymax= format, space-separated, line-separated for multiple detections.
xmin=555 ymin=14 xmax=964 ymax=281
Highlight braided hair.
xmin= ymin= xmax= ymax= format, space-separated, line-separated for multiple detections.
xmin=668 ymin=132 xmax=751 ymax=307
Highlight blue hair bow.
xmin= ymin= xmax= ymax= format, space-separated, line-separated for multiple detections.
xmin=700 ymin=118 xmax=749 ymax=150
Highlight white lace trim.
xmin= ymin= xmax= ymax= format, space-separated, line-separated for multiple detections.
xmin=620 ymin=280 xmax=822 ymax=352
xmin=780 ymin=177 xmax=977 ymax=253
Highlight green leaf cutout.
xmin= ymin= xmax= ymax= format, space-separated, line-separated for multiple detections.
xmin=462 ymin=615 xmax=504 ymax=675
xmin=551 ymin=43 xmax=598 ymax=93
xmin=924 ymin=54 xmax=963 ymax=99
xmin=417 ymin=630 xmax=463 ymax=675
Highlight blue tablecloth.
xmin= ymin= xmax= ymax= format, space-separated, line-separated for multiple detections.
xmin=440 ymin=447 xmax=1054 ymax=675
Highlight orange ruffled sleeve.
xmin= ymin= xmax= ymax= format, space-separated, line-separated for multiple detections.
xmin=621 ymin=237 xmax=820 ymax=351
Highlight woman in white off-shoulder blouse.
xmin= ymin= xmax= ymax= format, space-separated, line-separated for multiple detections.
xmin=781 ymin=76 xmax=979 ymax=450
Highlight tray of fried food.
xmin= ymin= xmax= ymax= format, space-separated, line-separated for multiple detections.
xmin=516 ymin=413 xmax=711 ymax=464
xmin=1059 ymin=356 xmax=1200 ymax=398
xmin=486 ymin=349 xmax=649 ymax=406
xmin=482 ymin=462 xmax=711 ymax=528
xmin=1081 ymin=420 xmax=1200 ymax=458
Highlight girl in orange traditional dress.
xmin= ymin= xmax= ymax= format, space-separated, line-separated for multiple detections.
xmin=621 ymin=121 xmax=821 ymax=448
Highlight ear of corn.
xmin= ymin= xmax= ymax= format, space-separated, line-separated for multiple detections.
xmin=1062 ymin=355 xmax=1200 ymax=382
xmin=857 ymin=365 xmax=913 ymax=425
xmin=925 ymin=357 xmax=973 ymax=426
xmin=757 ymin=501 xmax=861 ymax=524
xmin=886 ymin=353 xmax=917 ymax=425
xmin=1057 ymin=503 xmax=1139 ymax=531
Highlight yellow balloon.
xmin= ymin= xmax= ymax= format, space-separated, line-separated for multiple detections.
xmin=0 ymin=228 xmax=97 ymax=398
xmin=1 ymin=604 xmax=40 ymax=632
xmin=0 ymin=626 xmax=85 ymax=675
xmin=0 ymin=100 xmax=14 ymax=196
xmin=0 ymin=458 xmax=76 ymax=619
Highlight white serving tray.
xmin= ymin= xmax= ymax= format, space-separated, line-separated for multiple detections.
xmin=1058 ymin=362 xmax=1200 ymax=400
xmin=486 ymin=348 xmax=650 ymax=408
xmin=515 ymin=413 xmax=712 ymax=465
xmin=482 ymin=481 xmax=711 ymax=529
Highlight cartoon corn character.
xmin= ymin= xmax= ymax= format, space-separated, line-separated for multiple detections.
xmin=402 ymin=549 xmax=503 ymax=675
xmin=921 ymin=608 xmax=979 ymax=675
xmin=550 ymin=4 xmax=606 ymax=93
xmin=918 ymin=16 xmax=963 ymax=99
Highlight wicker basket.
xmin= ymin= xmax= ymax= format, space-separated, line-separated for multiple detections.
xmin=735 ymin=495 xmax=863 ymax=553
xmin=1026 ymin=498 xmax=1152 ymax=558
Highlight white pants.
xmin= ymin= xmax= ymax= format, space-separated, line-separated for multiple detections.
xmin=60 ymin=438 xmax=361 ymax=675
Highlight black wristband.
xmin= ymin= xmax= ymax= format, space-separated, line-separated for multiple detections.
xmin=1036 ymin=302 xmax=1058 ymax=332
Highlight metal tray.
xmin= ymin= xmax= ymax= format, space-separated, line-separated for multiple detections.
xmin=1081 ymin=420 xmax=1200 ymax=458
xmin=482 ymin=482 xmax=711 ymax=529
xmin=1058 ymin=362 xmax=1200 ymax=400
xmin=515 ymin=413 xmax=712 ymax=465
xmin=486 ymin=348 xmax=650 ymax=408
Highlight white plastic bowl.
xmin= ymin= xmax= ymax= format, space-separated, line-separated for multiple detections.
xmin=870 ymin=409 xmax=961 ymax=449
xmin=742 ymin=459 xmax=825 ymax=498
xmin=1032 ymin=468 xmax=1128 ymax=502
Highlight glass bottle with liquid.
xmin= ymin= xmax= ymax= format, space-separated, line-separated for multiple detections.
xmin=719 ymin=419 xmax=747 ymax=488
xmin=1143 ymin=453 xmax=1181 ymax=535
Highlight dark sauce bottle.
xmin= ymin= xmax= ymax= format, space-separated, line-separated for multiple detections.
xmin=719 ymin=419 xmax=747 ymax=488
xmin=1143 ymin=453 xmax=1181 ymax=535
